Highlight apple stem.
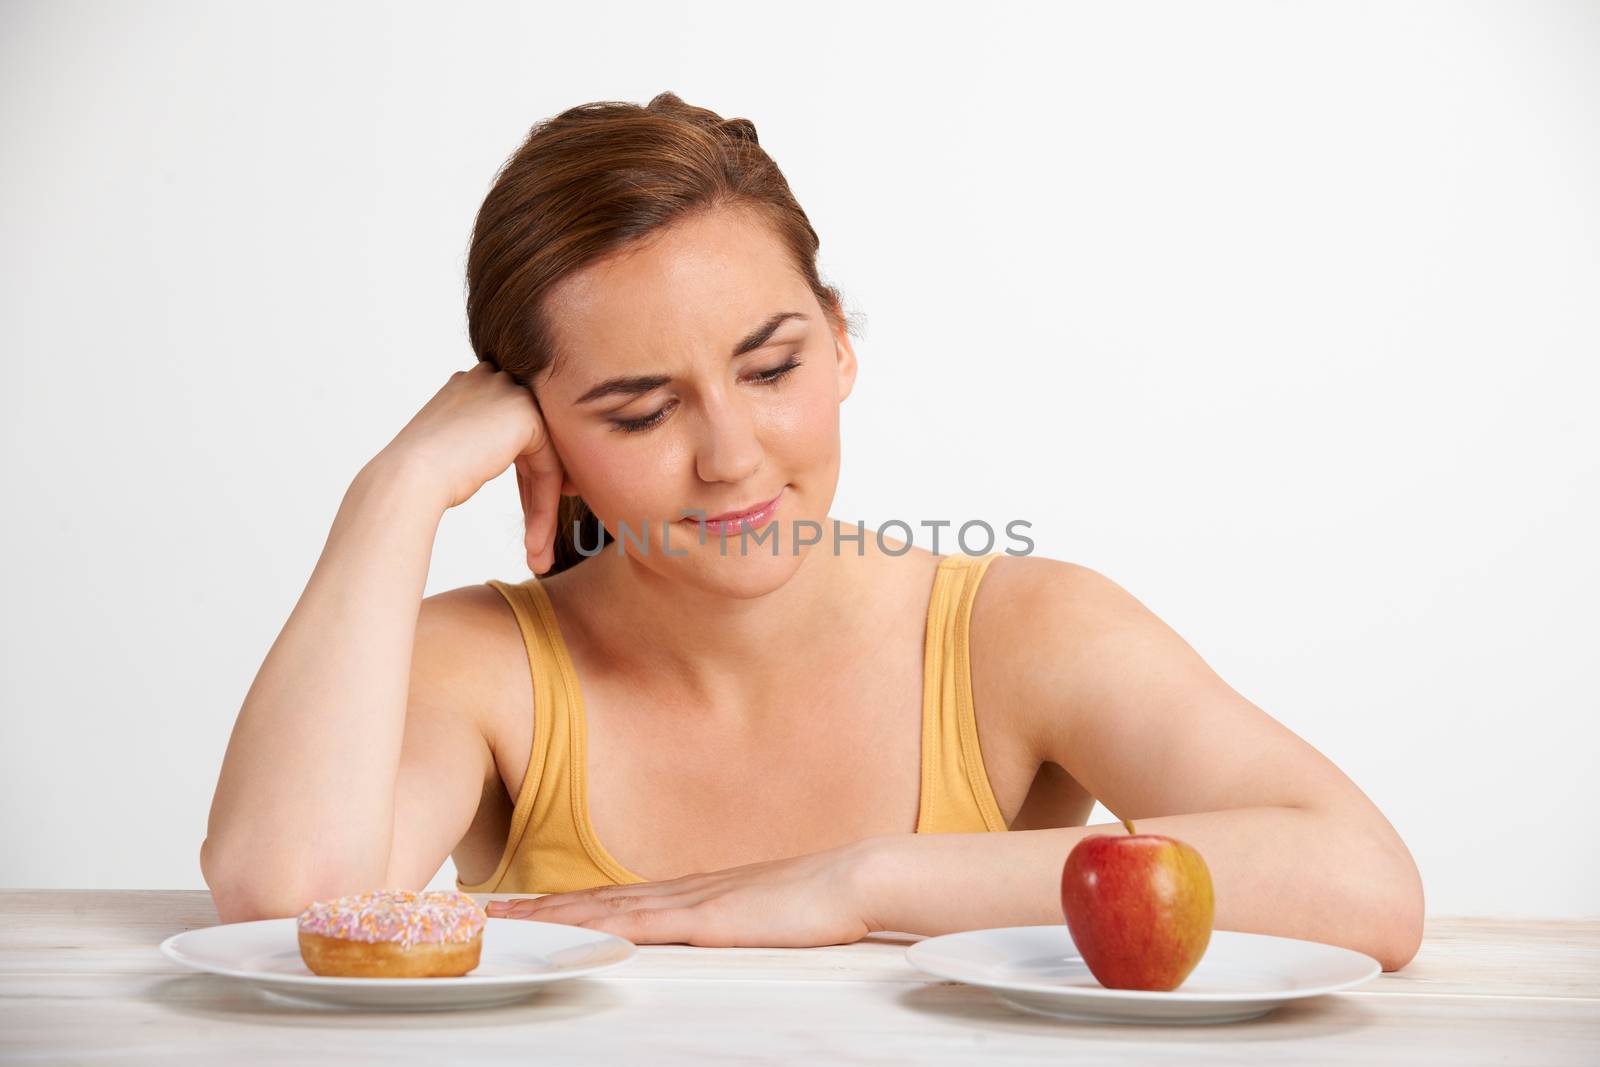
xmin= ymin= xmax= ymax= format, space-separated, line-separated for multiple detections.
xmin=1120 ymin=816 xmax=1136 ymax=835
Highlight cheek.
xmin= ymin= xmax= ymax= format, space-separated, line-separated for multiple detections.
xmin=764 ymin=373 xmax=840 ymax=462
xmin=570 ymin=431 xmax=689 ymax=521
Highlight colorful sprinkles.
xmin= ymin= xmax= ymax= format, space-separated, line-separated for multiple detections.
xmin=296 ymin=890 xmax=486 ymax=949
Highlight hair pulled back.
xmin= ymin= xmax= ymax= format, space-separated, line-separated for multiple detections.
xmin=465 ymin=92 xmax=852 ymax=575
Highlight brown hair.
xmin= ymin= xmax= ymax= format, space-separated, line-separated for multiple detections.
xmin=465 ymin=92 xmax=857 ymax=576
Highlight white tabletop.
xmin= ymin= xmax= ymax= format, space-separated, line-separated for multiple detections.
xmin=2 ymin=891 xmax=1596 ymax=1064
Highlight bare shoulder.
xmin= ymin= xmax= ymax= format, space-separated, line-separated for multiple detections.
xmin=971 ymin=554 xmax=1151 ymax=652
xmin=969 ymin=554 xmax=1169 ymax=756
xmin=410 ymin=584 xmax=530 ymax=736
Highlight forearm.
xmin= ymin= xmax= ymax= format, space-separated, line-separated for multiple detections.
xmin=202 ymin=453 xmax=445 ymax=918
xmin=857 ymin=804 xmax=1424 ymax=971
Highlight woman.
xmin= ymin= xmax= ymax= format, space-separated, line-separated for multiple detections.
xmin=201 ymin=93 xmax=1424 ymax=970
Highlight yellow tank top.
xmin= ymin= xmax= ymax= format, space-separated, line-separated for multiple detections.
xmin=457 ymin=552 xmax=1008 ymax=894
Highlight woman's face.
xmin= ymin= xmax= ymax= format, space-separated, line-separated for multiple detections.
xmin=533 ymin=205 xmax=857 ymax=597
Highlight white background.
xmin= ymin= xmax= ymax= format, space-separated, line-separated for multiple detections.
xmin=2 ymin=0 xmax=1595 ymax=917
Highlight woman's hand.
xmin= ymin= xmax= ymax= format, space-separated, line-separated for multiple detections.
xmin=484 ymin=840 xmax=882 ymax=947
xmin=376 ymin=360 xmax=568 ymax=573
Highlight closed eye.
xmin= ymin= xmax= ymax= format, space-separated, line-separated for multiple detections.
xmin=748 ymin=356 xmax=803 ymax=384
xmin=608 ymin=357 xmax=804 ymax=434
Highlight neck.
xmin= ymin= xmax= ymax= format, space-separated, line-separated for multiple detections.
xmin=569 ymin=528 xmax=866 ymax=723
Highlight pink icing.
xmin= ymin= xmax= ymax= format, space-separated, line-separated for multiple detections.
xmin=297 ymin=889 xmax=486 ymax=949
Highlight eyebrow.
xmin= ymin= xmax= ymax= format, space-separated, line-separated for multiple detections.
xmin=573 ymin=311 xmax=808 ymax=405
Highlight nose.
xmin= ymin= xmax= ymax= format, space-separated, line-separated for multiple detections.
xmin=693 ymin=388 xmax=764 ymax=486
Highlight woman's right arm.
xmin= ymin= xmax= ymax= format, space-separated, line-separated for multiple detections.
xmin=200 ymin=363 xmax=567 ymax=921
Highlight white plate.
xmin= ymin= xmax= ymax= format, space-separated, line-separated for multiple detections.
xmin=159 ymin=917 xmax=637 ymax=1010
xmin=906 ymin=925 xmax=1379 ymax=1024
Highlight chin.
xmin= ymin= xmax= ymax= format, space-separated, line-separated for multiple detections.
xmin=660 ymin=520 xmax=821 ymax=598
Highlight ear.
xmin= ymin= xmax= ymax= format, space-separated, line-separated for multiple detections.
xmin=829 ymin=300 xmax=858 ymax=403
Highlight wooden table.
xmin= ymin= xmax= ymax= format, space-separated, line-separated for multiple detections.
xmin=2 ymin=891 xmax=1596 ymax=1064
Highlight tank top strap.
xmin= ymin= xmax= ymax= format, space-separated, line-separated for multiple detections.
xmin=456 ymin=578 xmax=633 ymax=893
xmin=917 ymin=552 xmax=1008 ymax=834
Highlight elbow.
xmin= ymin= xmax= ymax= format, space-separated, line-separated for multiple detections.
xmin=200 ymin=835 xmax=344 ymax=924
xmin=1355 ymin=828 xmax=1426 ymax=972
xmin=1300 ymin=803 xmax=1425 ymax=972
xmin=1374 ymin=861 xmax=1425 ymax=972
xmin=1371 ymin=917 xmax=1423 ymax=973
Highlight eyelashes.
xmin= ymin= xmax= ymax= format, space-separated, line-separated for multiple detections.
xmin=609 ymin=357 xmax=804 ymax=434
xmin=611 ymin=406 xmax=672 ymax=434
xmin=748 ymin=356 xmax=804 ymax=386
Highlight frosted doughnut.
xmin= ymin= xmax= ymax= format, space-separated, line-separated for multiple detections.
xmin=296 ymin=889 xmax=486 ymax=978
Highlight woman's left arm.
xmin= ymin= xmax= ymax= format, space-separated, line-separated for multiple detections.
xmin=857 ymin=557 xmax=1424 ymax=971
xmin=491 ymin=558 xmax=1424 ymax=970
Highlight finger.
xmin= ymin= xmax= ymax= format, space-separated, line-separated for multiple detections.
xmin=517 ymin=454 xmax=565 ymax=576
xmin=485 ymin=886 xmax=626 ymax=918
xmin=506 ymin=884 xmax=716 ymax=927
xmin=512 ymin=457 xmax=541 ymax=573
xmin=493 ymin=886 xmax=610 ymax=917
xmin=487 ymin=867 xmax=730 ymax=918
xmin=485 ymin=895 xmax=551 ymax=917
xmin=490 ymin=901 xmax=562 ymax=922
xmin=514 ymin=456 xmax=534 ymax=522
xmin=488 ymin=902 xmax=532 ymax=919
xmin=527 ymin=466 xmax=566 ymax=576
xmin=578 ymin=904 xmax=714 ymax=946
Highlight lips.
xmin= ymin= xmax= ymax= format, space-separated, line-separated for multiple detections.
xmin=680 ymin=488 xmax=784 ymax=531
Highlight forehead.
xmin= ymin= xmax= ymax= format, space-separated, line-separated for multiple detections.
xmin=539 ymin=206 xmax=807 ymax=383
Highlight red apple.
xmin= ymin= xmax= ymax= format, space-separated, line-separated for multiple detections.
xmin=1059 ymin=816 xmax=1215 ymax=991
